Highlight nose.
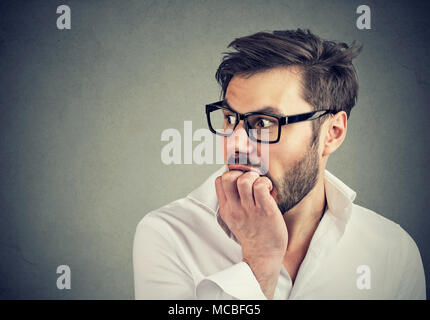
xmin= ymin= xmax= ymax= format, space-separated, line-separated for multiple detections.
xmin=226 ymin=120 xmax=256 ymax=156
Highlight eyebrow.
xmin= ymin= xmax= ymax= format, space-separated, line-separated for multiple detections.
xmin=223 ymin=99 xmax=285 ymax=116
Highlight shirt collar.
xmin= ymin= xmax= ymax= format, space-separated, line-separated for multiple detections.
xmin=187 ymin=165 xmax=227 ymax=215
xmin=323 ymin=170 xmax=357 ymax=230
xmin=187 ymin=166 xmax=357 ymax=240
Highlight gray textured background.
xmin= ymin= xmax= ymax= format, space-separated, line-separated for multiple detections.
xmin=0 ymin=0 xmax=429 ymax=299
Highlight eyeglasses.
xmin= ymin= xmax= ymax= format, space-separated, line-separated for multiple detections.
xmin=205 ymin=100 xmax=336 ymax=143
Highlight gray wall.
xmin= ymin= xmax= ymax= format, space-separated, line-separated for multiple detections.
xmin=0 ymin=0 xmax=429 ymax=299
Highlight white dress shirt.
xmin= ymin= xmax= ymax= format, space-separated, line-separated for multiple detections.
xmin=133 ymin=166 xmax=426 ymax=299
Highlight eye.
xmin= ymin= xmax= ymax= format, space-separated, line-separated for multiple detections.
xmin=254 ymin=117 xmax=276 ymax=128
xmin=223 ymin=113 xmax=236 ymax=124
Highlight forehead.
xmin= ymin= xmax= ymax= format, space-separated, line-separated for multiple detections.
xmin=225 ymin=66 xmax=313 ymax=115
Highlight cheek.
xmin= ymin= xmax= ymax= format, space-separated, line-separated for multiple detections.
xmin=266 ymin=148 xmax=286 ymax=181
xmin=266 ymin=129 xmax=310 ymax=179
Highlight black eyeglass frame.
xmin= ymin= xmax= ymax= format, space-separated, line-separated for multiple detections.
xmin=205 ymin=100 xmax=336 ymax=144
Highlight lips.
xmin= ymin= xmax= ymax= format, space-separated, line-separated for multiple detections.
xmin=228 ymin=164 xmax=263 ymax=175
xmin=228 ymin=164 xmax=277 ymax=199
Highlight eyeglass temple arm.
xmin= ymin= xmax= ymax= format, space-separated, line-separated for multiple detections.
xmin=284 ymin=110 xmax=332 ymax=125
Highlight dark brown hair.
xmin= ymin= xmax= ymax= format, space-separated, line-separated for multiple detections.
xmin=215 ymin=29 xmax=362 ymax=136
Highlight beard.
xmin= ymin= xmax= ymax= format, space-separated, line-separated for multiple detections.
xmin=226 ymin=133 xmax=321 ymax=215
xmin=267 ymin=137 xmax=320 ymax=214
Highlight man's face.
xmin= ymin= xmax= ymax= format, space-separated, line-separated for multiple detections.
xmin=222 ymin=67 xmax=321 ymax=214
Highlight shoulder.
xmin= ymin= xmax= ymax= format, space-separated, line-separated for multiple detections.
xmin=347 ymin=204 xmax=425 ymax=298
xmin=350 ymin=204 xmax=405 ymax=240
xmin=135 ymin=195 xmax=215 ymax=242
xmin=348 ymin=204 xmax=422 ymax=264
xmin=135 ymin=167 xmax=225 ymax=238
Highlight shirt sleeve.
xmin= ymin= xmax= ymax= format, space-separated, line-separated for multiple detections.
xmin=133 ymin=214 xmax=268 ymax=300
xmin=394 ymin=225 xmax=426 ymax=300
xmin=195 ymin=261 xmax=268 ymax=300
xmin=133 ymin=215 xmax=196 ymax=299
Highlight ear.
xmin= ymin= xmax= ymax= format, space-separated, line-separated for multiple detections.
xmin=322 ymin=111 xmax=348 ymax=157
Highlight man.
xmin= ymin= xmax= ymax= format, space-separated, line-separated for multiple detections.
xmin=133 ymin=29 xmax=426 ymax=299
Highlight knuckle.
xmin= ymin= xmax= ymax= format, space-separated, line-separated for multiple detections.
xmin=255 ymin=176 xmax=268 ymax=184
xmin=223 ymin=172 xmax=239 ymax=184
xmin=258 ymin=176 xmax=270 ymax=182
xmin=237 ymin=175 xmax=252 ymax=189
xmin=253 ymin=180 xmax=266 ymax=192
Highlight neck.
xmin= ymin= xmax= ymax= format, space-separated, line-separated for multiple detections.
xmin=282 ymin=174 xmax=327 ymax=253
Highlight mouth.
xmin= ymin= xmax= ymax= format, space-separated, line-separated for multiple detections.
xmin=228 ymin=164 xmax=263 ymax=175
xmin=228 ymin=164 xmax=277 ymax=199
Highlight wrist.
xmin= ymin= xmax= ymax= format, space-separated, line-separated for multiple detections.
xmin=242 ymin=256 xmax=283 ymax=300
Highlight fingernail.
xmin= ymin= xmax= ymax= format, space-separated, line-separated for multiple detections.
xmin=249 ymin=171 xmax=260 ymax=177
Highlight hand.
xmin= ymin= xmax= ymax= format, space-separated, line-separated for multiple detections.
xmin=215 ymin=170 xmax=289 ymax=299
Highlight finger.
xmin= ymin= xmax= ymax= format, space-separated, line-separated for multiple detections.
xmin=253 ymin=177 xmax=278 ymax=213
xmin=215 ymin=176 xmax=227 ymax=209
xmin=221 ymin=170 xmax=244 ymax=211
xmin=236 ymin=171 xmax=260 ymax=210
